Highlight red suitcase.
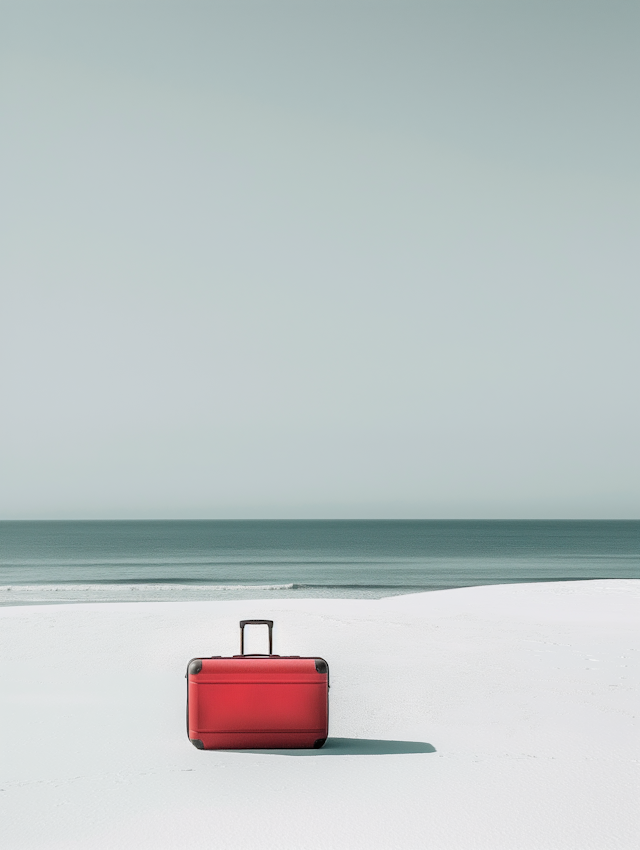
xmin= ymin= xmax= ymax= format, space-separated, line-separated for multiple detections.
xmin=186 ymin=619 xmax=329 ymax=749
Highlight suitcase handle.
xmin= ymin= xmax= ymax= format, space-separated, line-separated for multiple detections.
xmin=239 ymin=620 xmax=274 ymax=655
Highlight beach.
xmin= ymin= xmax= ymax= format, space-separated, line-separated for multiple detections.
xmin=1 ymin=579 xmax=638 ymax=849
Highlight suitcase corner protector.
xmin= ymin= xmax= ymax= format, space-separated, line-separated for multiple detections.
xmin=188 ymin=659 xmax=203 ymax=676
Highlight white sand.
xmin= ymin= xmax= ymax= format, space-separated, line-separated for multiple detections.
xmin=1 ymin=580 xmax=638 ymax=849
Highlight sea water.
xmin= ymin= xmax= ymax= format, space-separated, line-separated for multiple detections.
xmin=0 ymin=520 xmax=638 ymax=605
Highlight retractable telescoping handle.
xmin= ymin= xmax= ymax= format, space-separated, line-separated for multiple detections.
xmin=239 ymin=620 xmax=274 ymax=656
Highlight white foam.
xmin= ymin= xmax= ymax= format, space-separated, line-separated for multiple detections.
xmin=0 ymin=583 xmax=297 ymax=604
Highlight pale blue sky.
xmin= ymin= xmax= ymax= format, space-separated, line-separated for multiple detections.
xmin=1 ymin=1 xmax=639 ymax=519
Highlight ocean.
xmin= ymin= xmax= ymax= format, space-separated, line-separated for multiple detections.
xmin=0 ymin=520 xmax=638 ymax=606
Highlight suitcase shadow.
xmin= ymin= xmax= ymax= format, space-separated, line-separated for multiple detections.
xmin=237 ymin=738 xmax=436 ymax=756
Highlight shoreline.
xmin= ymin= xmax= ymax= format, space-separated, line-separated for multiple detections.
xmin=0 ymin=575 xmax=627 ymax=607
